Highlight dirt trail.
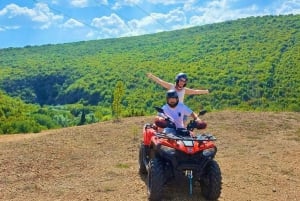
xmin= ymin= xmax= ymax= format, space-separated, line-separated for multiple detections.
xmin=0 ymin=111 xmax=299 ymax=201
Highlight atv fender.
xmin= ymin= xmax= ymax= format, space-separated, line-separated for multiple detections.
xmin=143 ymin=124 xmax=156 ymax=146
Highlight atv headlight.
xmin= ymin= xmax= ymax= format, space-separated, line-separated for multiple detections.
xmin=202 ymin=147 xmax=216 ymax=157
xmin=161 ymin=145 xmax=175 ymax=154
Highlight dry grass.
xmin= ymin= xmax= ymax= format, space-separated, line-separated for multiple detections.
xmin=0 ymin=111 xmax=300 ymax=201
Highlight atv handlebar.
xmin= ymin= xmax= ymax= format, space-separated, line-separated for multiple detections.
xmin=155 ymin=106 xmax=207 ymax=118
xmin=154 ymin=106 xmax=207 ymax=131
xmin=199 ymin=110 xmax=207 ymax=116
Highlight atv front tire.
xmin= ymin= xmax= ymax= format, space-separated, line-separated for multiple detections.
xmin=147 ymin=157 xmax=164 ymax=201
xmin=138 ymin=144 xmax=147 ymax=174
xmin=200 ymin=160 xmax=222 ymax=200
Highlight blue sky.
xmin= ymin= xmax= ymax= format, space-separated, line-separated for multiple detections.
xmin=0 ymin=0 xmax=299 ymax=48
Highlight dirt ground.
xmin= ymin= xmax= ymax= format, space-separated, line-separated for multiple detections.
xmin=0 ymin=111 xmax=299 ymax=201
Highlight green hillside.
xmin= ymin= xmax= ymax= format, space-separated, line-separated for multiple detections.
xmin=0 ymin=14 xmax=299 ymax=134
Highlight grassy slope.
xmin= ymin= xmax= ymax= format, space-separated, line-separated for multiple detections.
xmin=0 ymin=111 xmax=299 ymax=200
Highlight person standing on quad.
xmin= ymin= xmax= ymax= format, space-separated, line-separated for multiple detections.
xmin=155 ymin=90 xmax=207 ymax=129
xmin=147 ymin=72 xmax=209 ymax=103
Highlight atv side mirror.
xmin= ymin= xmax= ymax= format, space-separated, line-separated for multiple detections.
xmin=154 ymin=106 xmax=164 ymax=114
xmin=199 ymin=110 xmax=207 ymax=116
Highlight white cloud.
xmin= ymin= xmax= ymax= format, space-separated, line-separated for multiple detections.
xmin=187 ymin=0 xmax=300 ymax=27
xmin=0 ymin=3 xmax=63 ymax=29
xmin=32 ymin=3 xmax=62 ymax=22
xmin=127 ymin=8 xmax=186 ymax=35
xmin=112 ymin=0 xmax=141 ymax=10
xmin=165 ymin=8 xmax=186 ymax=25
xmin=70 ymin=0 xmax=88 ymax=8
xmin=188 ymin=0 xmax=262 ymax=26
xmin=182 ymin=0 xmax=200 ymax=11
xmin=91 ymin=13 xmax=130 ymax=37
xmin=0 ymin=3 xmax=34 ymax=17
xmin=97 ymin=0 xmax=109 ymax=5
xmin=124 ymin=0 xmax=141 ymax=4
xmin=275 ymin=0 xmax=300 ymax=15
xmin=0 ymin=25 xmax=20 ymax=31
xmin=147 ymin=0 xmax=187 ymax=6
xmin=51 ymin=0 xmax=59 ymax=5
xmin=62 ymin=18 xmax=84 ymax=28
xmin=86 ymin=30 xmax=95 ymax=38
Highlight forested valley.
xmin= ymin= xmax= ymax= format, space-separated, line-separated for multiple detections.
xmin=0 ymin=14 xmax=299 ymax=134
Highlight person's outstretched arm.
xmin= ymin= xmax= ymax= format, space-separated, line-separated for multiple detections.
xmin=147 ymin=73 xmax=172 ymax=89
xmin=185 ymin=87 xmax=209 ymax=95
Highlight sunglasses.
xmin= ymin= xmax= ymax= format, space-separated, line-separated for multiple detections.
xmin=179 ymin=79 xmax=187 ymax=83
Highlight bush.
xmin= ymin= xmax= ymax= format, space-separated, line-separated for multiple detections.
xmin=33 ymin=113 xmax=59 ymax=129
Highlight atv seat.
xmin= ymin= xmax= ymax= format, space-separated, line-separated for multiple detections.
xmin=162 ymin=128 xmax=190 ymax=136
xmin=176 ymin=128 xmax=190 ymax=136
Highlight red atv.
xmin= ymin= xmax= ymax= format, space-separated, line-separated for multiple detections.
xmin=139 ymin=107 xmax=222 ymax=201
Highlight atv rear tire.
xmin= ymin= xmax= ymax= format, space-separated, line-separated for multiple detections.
xmin=147 ymin=157 xmax=164 ymax=201
xmin=200 ymin=160 xmax=222 ymax=200
xmin=138 ymin=144 xmax=147 ymax=174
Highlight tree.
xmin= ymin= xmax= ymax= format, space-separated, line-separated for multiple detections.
xmin=112 ymin=81 xmax=125 ymax=120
